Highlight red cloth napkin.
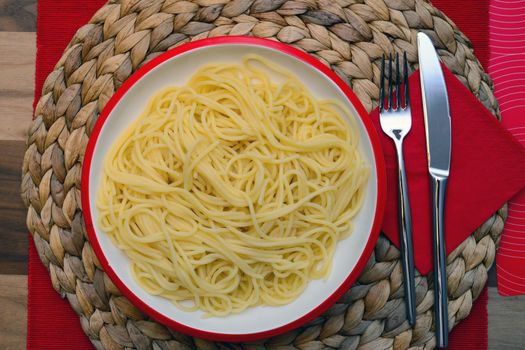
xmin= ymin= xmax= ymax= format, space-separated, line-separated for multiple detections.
xmin=373 ymin=66 xmax=525 ymax=274
xmin=29 ymin=1 xmax=497 ymax=349
xmin=489 ymin=1 xmax=525 ymax=296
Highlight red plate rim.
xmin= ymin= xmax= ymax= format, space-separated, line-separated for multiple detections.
xmin=81 ymin=36 xmax=387 ymax=342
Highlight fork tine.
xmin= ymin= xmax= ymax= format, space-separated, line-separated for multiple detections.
xmin=404 ymin=51 xmax=409 ymax=109
xmin=396 ymin=53 xmax=401 ymax=110
xmin=379 ymin=55 xmax=385 ymax=111
xmin=388 ymin=54 xmax=393 ymax=110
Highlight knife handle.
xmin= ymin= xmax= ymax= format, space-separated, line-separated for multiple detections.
xmin=395 ymin=144 xmax=416 ymax=327
xmin=430 ymin=174 xmax=449 ymax=348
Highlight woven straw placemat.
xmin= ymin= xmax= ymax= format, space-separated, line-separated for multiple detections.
xmin=21 ymin=0 xmax=505 ymax=349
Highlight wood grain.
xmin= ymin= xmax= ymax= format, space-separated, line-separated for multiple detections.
xmin=0 ymin=274 xmax=27 ymax=350
xmin=0 ymin=140 xmax=28 ymax=275
xmin=488 ymin=288 xmax=525 ymax=349
xmin=0 ymin=5 xmax=520 ymax=349
xmin=0 ymin=31 xmax=35 ymax=141
xmin=0 ymin=0 xmax=37 ymax=32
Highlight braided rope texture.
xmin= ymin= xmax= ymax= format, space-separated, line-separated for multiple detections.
xmin=21 ymin=0 xmax=505 ymax=349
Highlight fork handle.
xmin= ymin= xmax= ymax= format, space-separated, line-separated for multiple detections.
xmin=395 ymin=143 xmax=417 ymax=327
xmin=430 ymin=174 xmax=449 ymax=348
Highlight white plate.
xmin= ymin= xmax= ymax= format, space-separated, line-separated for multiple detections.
xmin=82 ymin=36 xmax=386 ymax=342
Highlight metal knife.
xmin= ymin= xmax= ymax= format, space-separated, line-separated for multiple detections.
xmin=417 ymin=32 xmax=452 ymax=348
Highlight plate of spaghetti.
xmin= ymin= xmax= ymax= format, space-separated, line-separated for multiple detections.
xmin=82 ymin=36 xmax=386 ymax=342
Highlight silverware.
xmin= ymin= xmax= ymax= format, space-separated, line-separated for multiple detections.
xmin=379 ymin=53 xmax=416 ymax=327
xmin=417 ymin=32 xmax=452 ymax=348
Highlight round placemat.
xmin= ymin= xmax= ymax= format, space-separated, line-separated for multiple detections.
xmin=21 ymin=0 xmax=505 ymax=349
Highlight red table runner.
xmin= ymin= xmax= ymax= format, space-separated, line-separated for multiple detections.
xmin=28 ymin=1 xmax=494 ymax=349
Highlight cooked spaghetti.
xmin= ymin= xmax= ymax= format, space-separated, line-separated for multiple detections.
xmin=97 ymin=55 xmax=369 ymax=316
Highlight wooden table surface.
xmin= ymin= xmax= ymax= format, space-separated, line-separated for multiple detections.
xmin=0 ymin=2 xmax=524 ymax=349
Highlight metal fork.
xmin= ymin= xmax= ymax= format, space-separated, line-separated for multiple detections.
xmin=379 ymin=53 xmax=416 ymax=326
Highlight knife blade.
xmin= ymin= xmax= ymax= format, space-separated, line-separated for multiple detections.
xmin=418 ymin=33 xmax=451 ymax=177
xmin=417 ymin=32 xmax=451 ymax=348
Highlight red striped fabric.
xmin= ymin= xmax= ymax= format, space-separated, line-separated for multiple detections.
xmin=490 ymin=0 xmax=525 ymax=297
